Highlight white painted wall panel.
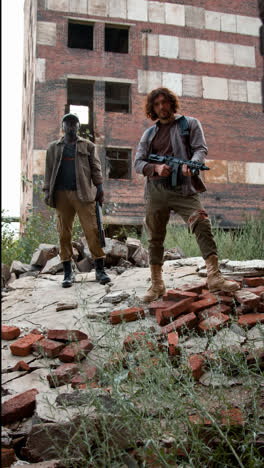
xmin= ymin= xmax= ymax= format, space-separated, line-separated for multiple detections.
xmin=164 ymin=3 xmax=185 ymax=26
xmin=109 ymin=0 xmax=127 ymax=19
xmin=159 ymin=35 xmax=179 ymax=59
xmin=88 ymin=0 xmax=108 ymax=16
xmin=247 ymin=81 xmax=262 ymax=104
xmin=47 ymin=0 xmax=69 ymax=11
xmin=35 ymin=58 xmax=46 ymax=83
xmin=220 ymin=13 xmax=237 ymax=33
xmin=234 ymin=45 xmax=256 ymax=68
xmin=138 ymin=70 xmax=162 ymax=94
xmin=236 ymin=15 xmax=261 ymax=37
xmin=37 ymin=22 xmax=56 ymax=46
xmin=246 ymin=163 xmax=264 ymax=184
xmin=228 ymin=80 xmax=247 ymax=102
xmin=182 ymin=75 xmax=202 ymax=97
xmin=215 ymin=42 xmax=234 ymax=66
xmin=127 ymin=0 xmax=148 ymax=22
xmin=162 ymin=72 xmax=182 ymax=96
xmin=144 ymin=34 xmax=159 ymax=56
xmin=148 ymin=1 xmax=165 ymax=23
xmin=195 ymin=39 xmax=215 ymax=63
xmin=205 ymin=10 xmax=220 ymax=31
xmin=185 ymin=6 xmax=205 ymax=29
xmin=179 ymin=37 xmax=195 ymax=60
xmin=203 ymin=76 xmax=228 ymax=100
xmin=69 ymin=0 xmax=88 ymax=14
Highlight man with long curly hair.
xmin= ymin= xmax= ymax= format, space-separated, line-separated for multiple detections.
xmin=135 ymin=87 xmax=239 ymax=303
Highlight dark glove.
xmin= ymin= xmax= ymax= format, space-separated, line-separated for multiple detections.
xmin=95 ymin=184 xmax=104 ymax=206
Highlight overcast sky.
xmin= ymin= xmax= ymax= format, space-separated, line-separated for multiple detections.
xmin=2 ymin=0 xmax=24 ymax=217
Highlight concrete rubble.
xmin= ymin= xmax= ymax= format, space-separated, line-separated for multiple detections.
xmin=1 ymin=254 xmax=264 ymax=466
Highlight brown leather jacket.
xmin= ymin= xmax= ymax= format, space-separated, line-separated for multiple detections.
xmin=134 ymin=114 xmax=208 ymax=197
xmin=43 ymin=136 xmax=103 ymax=207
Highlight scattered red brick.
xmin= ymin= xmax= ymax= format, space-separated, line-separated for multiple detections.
xmin=156 ymin=297 xmax=194 ymax=326
xmin=47 ymin=329 xmax=88 ymax=342
xmin=10 ymin=333 xmax=44 ymax=356
xmin=12 ymin=360 xmax=30 ymax=372
xmin=243 ymin=277 xmax=264 ymax=287
xmin=238 ymin=313 xmax=264 ymax=328
xmin=129 ymin=358 xmax=159 ymax=379
xmin=31 ymin=328 xmax=43 ymax=335
xmin=189 ymin=414 xmax=212 ymax=425
xmin=71 ymin=365 xmax=98 ymax=388
xmin=2 ymin=388 xmax=39 ymax=424
xmin=162 ymin=312 xmax=198 ymax=336
xmin=58 ymin=339 xmax=93 ymax=362
xmin=181 ymin=281 xmax=207 ymax=294
xmin=234 ymin=290 xmax=260 ymax=311
xmin=246 ymin=349 xmax=264 ymax=366
xmin=198 ymin=313 xmax=230 ymax=333
xmin=1 ymin=448 xmax=16 ymax=468
xmin=189 ymin=294 xmax=219 ymax=314
xmin=197 ymin=304 xmax=231 ymax=320
xmin=257 ymin=302 xmax=264 ymax=313
xmin=123 ymin=332 xmax=146 ymax=351
xmin=221 ymin=408 xmax=244 ymax=426
xmin=168 ymin=332 xmax=180 ymax=356
xmin=32 ymin=338 xmax=65 ymax=358
xmin=188 ymin=354 xmax=205 ymax=380
xmin=110 ymin=307 xmax=145 ymax=324
xmin=148 ymin=300 xmax=171 ymax=315
xmin=218 ymin=295 xmax=236 ymax=306
xmin=1 ymin=325 xmax=20 ymax=340
xmin=47 ymin=363 xmax=79 ymax=387
xmin=243 ymin=286 xmax=264 ymax=297
xmin=103 ymin=353 xmax=128 ymax=370
xmin=233 ymin=306 xmax=244 ymax=316
xmin=163 ymin=289 xmax=199 ymax=302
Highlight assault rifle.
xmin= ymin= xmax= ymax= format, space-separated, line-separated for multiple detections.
xmin=148 ymin=154 xmax=210 ymax=187
xmin=96 ymin=201 xmax=106 ymax=248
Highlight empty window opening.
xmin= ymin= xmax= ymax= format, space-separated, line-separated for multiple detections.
xmin=105 ymin=26 xmax=128 ymax=53
xmin=68 ymin=22 xmax=93 ymax=50
xmin=106 ymin=148 xmax=131 ymax=180
xmin=105 ymin=82 xmax=130 ymax=113
xmin=67 ymin=80 xmax=94 ymax=139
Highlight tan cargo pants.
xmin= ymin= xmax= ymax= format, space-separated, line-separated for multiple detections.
xmin=55 ymin=190 xmax=105 ymax=262
xmin=145 ymin=182 xmax=217 ymax=265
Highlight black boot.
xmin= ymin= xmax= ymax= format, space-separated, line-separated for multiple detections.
xmin=62 ymin=261 xmax=74 ymax=288
xmin=95 ymin=258 xmax=111 ymax=285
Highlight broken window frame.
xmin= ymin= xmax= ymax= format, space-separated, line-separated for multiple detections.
xmin=105 ymin=82 xmax=131 ymax=114
xmin=66 ymin=79 xmax=94 ymax=140
xmin=67 ymin=20 xmax=94 ymax=51
xmin=104 ymin=23 xmax=129 ymax=54
xmin=105 ymin=147 xmax=132 ymax=180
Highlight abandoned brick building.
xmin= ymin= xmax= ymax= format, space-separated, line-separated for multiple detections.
xmin=21 ymin=0 xmax=264 ymax=229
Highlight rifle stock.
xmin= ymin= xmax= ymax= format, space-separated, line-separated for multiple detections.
xmin=96 ymin=201 xmax=106 ymax=248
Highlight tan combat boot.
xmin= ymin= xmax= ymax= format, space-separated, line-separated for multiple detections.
xmin=205 ymin=254 xmax=240 ymax=293
xmin=143 ymin=264 xmax=166 ymax=303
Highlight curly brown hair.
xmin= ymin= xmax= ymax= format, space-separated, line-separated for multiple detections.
xmin=144 ymin=87 xmax=180 ymax=121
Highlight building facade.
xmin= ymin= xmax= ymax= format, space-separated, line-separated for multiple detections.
xmin=21 ymin=0 xmax=264 ymax=228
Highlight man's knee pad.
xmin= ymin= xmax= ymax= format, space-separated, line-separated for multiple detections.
xmin=187 ymin=210 xmax=210 ymax=234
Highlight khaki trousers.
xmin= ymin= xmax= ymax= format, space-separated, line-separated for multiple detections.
xmin=55 ymin=190 xmax=105 ymax=262
xmin=145 ymin=182 xmax=217 ymax=265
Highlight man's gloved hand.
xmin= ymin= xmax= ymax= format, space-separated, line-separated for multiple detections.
xmin=95 ymin=184 xmax=104 ymax=206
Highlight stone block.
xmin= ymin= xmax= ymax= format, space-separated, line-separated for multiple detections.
xmin=30 ymin=244 xmax=58 ymax=267
xmin=204 ymin=159 xmax=228 ymax=183
xmin=202 ymin=76 xmax=228 ymax=100
xmin=126 ymin=237 xmax=142 ymax=258
xmin=110 ymin=307 xmax=145 ymax=324
xmin=47 ymin=329 xmax=88 ymax=342
xmin=32 ymin=338 xmax=65 ymax=358
xmin=189 ymin=294 xmax=219 ymax=314
xmin=162 ymin=312 xmax=198 ymax=336
xmin=215 ymin=42 xmax=234 ymax=65
xmin=1 ymin=448 xmax=16 ymax=467
xmin=238 ymin=313 xmax=264 ymax=328
xmin=109 ymin=0 xmax=127 ymax=19
xmin=234 ymin=45 xmax=256 ymax=68
xmin=2 ymin=388 xmax=39 ymax=424
xmin=47 ymin=363 xmax=79 ymax=387
xmin=104 ymin=237 xmax=128 ymax=260
xmin=47 ymin=0 xmax=68 ymax=11
xmin=33 ymin=150 xmax=46 ymax=175
xmin=35 ymin=58 xmax=46 ymax=83
xmin=10 ymin=334 xmax=44 ymax=357
xmin=138 ymin=70 xmax=162 ymax=94
xmin=58 ymin=339 xmax=94 ymax=362
xmin=159 ymin=35 xmax=179 ymax=59
xmin=127 ymin=0 xmax=148 ymax=22
xmin=131 ymin=245 xmax=149 ymax=267
xmin=156 ymin=297 xmax=194 ymax=326
xmin=185 ymin=6 xmax=205 ymax=29
xmin=168 ymin=332 xmax=180 ymax=356
xmin=198 ymin=313 xmax=230 ymax=333
xmin=179 ymin=37 xmax=195 ymax=60
xmin=228 ymin=80 xmax=247 ymax=102
xmin=220 ymin=13 xmax=236 ymax=33
xmin=1 ymin=325 xmax=20 ymax=340
xmin=69 ymin=0 xmax=88 ymax=14
xmin=234 ymin=290 xmax=260 ymax=311
xmin=236 ymin=15 xmax=261 ymax=37
xmin=205 ymin=10 xmax=220 ymax=31
xmin=197 ymin=304 xmax=231 ymax=320
xmin=247 ymin=81 xmax=262 ymax=104
xmin=164 ymin=3 xmax=184 ymax=27
xmin=195 ymin=39 xmax=215 ymax=63
xmin=37 ymin=21 xmax=56 ymax=46
xmin=88 ymin=0 xmax=107 ymax=16
xmin=148 ymin=1 xmax=165 ymax=24
xmin=162 ymin=72 xmax=182 ymax=96
xmin=245 ymin=162 xmax=264 ymax=185
xmin=183 ymin=74 xmax=202 ymax=98
xmin=144 ymin=34 xmax=159 ymax=56
xmin=228 ymin=160 xmax=246 ymax=183
xmin=40 ymin=255 xmax=63 ymax=274
xmin=188 ymin=354 xmax=205 ymax=380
